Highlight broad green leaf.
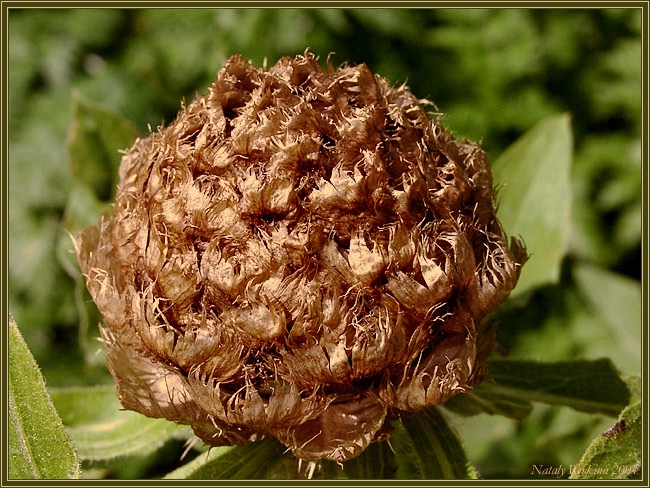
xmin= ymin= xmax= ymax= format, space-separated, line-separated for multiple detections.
xmin=49 ymin=385 xmax=179 ymax=461
xmin=321 ymin=440 xmax=397 ymax=479
xmin=569 ymin=376 xmax=641 ymax=479
xmin=573 ymin=263 xmax=641 ymax=372
xmin=392 ymin=408 xmax=477 ymax=479
xmin=8 ymin=316 xmax=80 ymax=479
xmin=340 ymin=440 xmax=397 ymax=479
xmin=491 ymin=113 xmax=572 ymax=297
xmin=163 ymin=447 xmax=233 ymax=480
xmin=488 ymin=358 xmax=629 ymax=416
xmin=164 ymin=439 xmax=285 ymax=480
xmin=442 ymin=382 xmax=533 ymax=421
xmin=66 ymin=91 xmax=137 ymax=201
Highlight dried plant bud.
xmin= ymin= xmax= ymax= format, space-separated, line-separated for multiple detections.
xmin=75 ymin=51 xmax=526 ymax=463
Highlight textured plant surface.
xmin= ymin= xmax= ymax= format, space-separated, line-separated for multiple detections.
xmin=75 ymin=52 xmax=525 ymax=462
xmin=8 ymin=9 xmax=641 ymax=480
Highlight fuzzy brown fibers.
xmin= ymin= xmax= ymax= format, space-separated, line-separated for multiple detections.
xmin=75 ymin=51 xmax=525 ymax=463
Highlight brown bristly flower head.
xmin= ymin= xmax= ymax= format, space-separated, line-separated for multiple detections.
xmin=75 ymin=50 xmax=526 ymax=463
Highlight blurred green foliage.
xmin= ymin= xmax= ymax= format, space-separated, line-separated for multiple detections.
xmin=8 ymin=8 xmax=641 ymax=479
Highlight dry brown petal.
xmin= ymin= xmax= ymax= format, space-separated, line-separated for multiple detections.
xmin=76 ymin=50 xmax=525 ymax=462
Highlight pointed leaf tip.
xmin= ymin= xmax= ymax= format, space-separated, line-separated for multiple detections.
xmin=492 ymin=113 xmax=572 ymax=297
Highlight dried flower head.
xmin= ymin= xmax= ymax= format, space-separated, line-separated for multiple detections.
xmin=75 ymin=51 xmax=525 ymax=463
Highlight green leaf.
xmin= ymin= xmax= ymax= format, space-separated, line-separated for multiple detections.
xmin=49 ymin=385 xmax=179 ymax=461
xmin=8 ymin=315 xmax=80 ymax=479
xmin=163 ymin=447 xmax=232 ymax=480
xmin=164 ymin=439 xmax=285 ymax=480
xmin=321 ymin=440 xmax=397 ymax=479
xmin=569 ymin=376 xmax=641 ymax=479
xmin=341 ymin=440 xmax=397 ymax=479
xmin=491 ymin=113 xmax=572 ymax=297
xmin=487 ymin=358 xmax=629 ymax=416
xmin=442 ymin=382 xmax=533 ymax=421
xmin=319 ymin=461 xmax=349 ymax=480
xmin=573 ymin=263 xmax=641 ymax=373
xmin=392 ymin=408 xmax=477 ymax=479
xmin=66 ymin=91 xmax=137 ymax=201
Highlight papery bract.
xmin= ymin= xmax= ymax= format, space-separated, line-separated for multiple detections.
xmin=76 ymin=51 xmax=525 ymax=462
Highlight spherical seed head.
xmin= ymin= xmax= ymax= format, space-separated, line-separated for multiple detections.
xmin=75 ymin=51 xmax=526 ymax=463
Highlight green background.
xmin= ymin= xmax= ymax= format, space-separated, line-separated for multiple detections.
xmin=7 ymin=8 xmax=642 ymax=479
